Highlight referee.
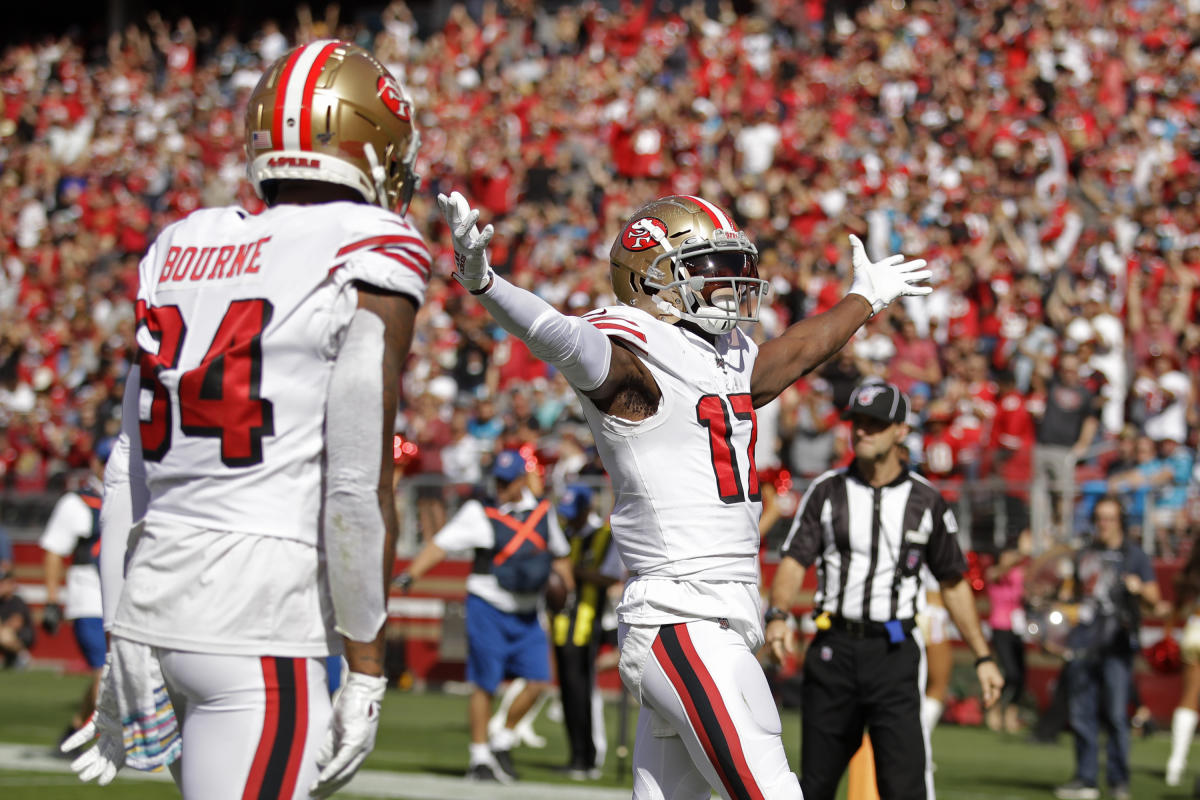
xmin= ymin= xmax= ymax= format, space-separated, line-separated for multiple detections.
xmin=766 ymin=382 xmax=1003 ymax=800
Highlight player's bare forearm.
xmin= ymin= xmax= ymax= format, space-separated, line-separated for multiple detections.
xmin=406 ymin=541 xmax=447 ymax=582
xmin=750 ymin=294 xmax=873 ymax=407
xmin=939 ymin=577 xmax=990 ymax=659
xmin=343 ymin=634 xmax=386 ymax=678
xmin=769 ymin=555 xmax=807 ymax=611
xmin=43 ymin=552 xmax=64 ymax=604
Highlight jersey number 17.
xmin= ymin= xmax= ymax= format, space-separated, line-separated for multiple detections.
xmin=697 ymin=393 xmax=760 ymax=504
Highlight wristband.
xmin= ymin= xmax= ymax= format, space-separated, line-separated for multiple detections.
xmin=974 ymin=654 xmax=995 ymax=668
xmin=764 ymin=606 xmax=790 ymax=624
xmin=394 ymin=572 xmax=414 ymax=593
xmin=468 ymin=273 xmax=495 ymax=295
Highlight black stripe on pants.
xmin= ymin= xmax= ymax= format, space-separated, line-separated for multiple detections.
xmin=800 ymin=631 xmax=927 ymax=800
xmin=261 ymin=657 xmax=299 ymax=799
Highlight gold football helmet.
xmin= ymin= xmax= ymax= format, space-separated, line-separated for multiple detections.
xmin=244 ymin=40 xmax=420 ymax=214
xmin=610 ymin=195 xmax=766 ymax=334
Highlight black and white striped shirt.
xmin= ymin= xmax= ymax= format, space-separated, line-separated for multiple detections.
xmin=781 ymin=465 xmax=966 ymax=623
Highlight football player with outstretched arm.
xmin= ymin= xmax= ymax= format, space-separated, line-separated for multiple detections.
xmin=65 ymin=42 xmax=428 ymax=799
xmin=437 ymin=191 xmax=931 ymax=799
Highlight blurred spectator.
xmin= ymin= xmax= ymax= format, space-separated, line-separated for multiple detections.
xmin=442 ymin=405 xmax=486 ymax=489
xmin=985 ymin=529 xmax=1032 ymax=734
xmin=0 ymin=524 xmax=12 ymax=570
xmin=0 ymin=565 xmax=34 ymax=669
xmin=888 ymin=314 xmax=942 ymax=397
xmin=1031 ymin=351 xmax=1102 ymax=550
xmin=1105 ymin=434 xmax=1193 ymax=555
xmin=779 ymin=379 xmax=841 ymax=478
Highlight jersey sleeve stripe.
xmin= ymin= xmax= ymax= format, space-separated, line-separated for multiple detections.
xmin=590 ymin=320 xmax=648 ymax=342
xmin=336 ymin=234 xmax=427 ymax=258
xmin=373 ymin=244 xmax=431 ymax=269
xmin=375 ymin=250 xmax=430 ymax=279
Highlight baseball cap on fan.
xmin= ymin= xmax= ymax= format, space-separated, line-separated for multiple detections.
xmin=841 ymin=382 xmax=909 ymax=424
xmin=492 ymin=450 xmax=528 ymax=482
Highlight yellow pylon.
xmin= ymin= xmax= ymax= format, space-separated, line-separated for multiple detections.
xmin=846 ymin=733 xmax=880 ymax=800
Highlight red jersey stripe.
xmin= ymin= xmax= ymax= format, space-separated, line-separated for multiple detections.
xmin=376 ymin=250 xmax=430 ymax=279
xmin=336 ymin=234 xmax=428 ymax=258
xmin=591 ymin=321 xmax=648 ymax=342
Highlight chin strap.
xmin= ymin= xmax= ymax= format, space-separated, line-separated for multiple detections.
xmin=362 ymin=144 xmax=389 ymax=209
xmin=652 ymin=296 xmax=684 ymax=321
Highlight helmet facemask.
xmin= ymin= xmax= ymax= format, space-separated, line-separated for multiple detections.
xmin=644 ymin=229 xmax=767 ymax=335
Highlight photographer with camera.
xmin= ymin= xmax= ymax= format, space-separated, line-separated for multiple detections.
xmin=1053 ymin=495 xmax=1161 ymax=800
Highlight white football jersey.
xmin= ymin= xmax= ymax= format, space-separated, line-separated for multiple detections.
xmin=134 ymin=201 xmax=428 ymax=542
xmin=113 ymin=201 xmax=428 ymax=656
xmin=575 ymin=306 xmax=764 ymax=630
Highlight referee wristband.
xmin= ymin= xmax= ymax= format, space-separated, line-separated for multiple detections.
xmin=974 ymin=654 xmax=995 ymax=668
xmin=764 ymin=606 xmax=790 ymax=624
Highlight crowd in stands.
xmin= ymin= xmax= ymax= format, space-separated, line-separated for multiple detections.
xmin=2 ymin=0 xmax=1200 ymax=554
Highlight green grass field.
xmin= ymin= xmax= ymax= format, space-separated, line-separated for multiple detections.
xmin=0 ymin=669 xmax=1192 ymax=799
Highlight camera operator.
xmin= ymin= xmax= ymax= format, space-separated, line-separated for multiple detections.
xmin=1053 ymin=495 xmax=1160 ymax=800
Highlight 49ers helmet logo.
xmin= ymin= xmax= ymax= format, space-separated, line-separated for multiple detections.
xmin=621 ymin=217 xmax=667 ymax=252
xmin=377 ymin=75 xmax=412 ymax=121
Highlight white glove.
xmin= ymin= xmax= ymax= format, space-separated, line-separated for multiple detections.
xmin=62 ymin=658 xmax=124 ymax=786
xmin=310 ymin=671 xmax=387 ymax=798
xmin=436 ymin=190 xmax=494 ymax=292
xmin=846 ymin=234 xmax=932 ymax=314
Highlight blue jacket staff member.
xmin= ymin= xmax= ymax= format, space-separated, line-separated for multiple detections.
xmin=399 ymin=450 xmax=573 ymax=783
xmin=766 ymin=382 xmax=1003 ymax=800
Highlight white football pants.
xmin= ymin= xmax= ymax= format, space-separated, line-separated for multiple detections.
xmin=158 ymin=650 xmax=332 ymax=800
xmin=622 ymin=619 xmax=803 ymax=800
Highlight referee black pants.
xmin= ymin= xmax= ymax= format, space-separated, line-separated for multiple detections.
xmin=800 ymin=629 xmax=927 ymax=800
xmin=554 ymin=634 xmax=600 ymax=769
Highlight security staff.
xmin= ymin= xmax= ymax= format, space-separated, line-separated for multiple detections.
xmin=401 ymin=450 xmax=574 ymax=783
xmin=766 ymin=382 xmax=1003 ymax=800
xmin=552 ymin=484 xmax=625 ymax=779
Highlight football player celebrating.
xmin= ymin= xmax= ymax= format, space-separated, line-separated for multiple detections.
xmin=65 ymin=42 xmax=428 ymax=799
xmin=438 ymin=191 xmax=931 ymax=799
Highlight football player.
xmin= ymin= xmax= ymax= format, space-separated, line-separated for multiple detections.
xmin=438 ymin=191 xmax=931 ymax=799
xmin=66 ymin=41 xmax=428 ymax=800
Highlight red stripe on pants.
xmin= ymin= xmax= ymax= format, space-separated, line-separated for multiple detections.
xmin=242 ymin=657 xmax=281 ymax=800
xmin=653 ymin=626 xmax=767 ymax=800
